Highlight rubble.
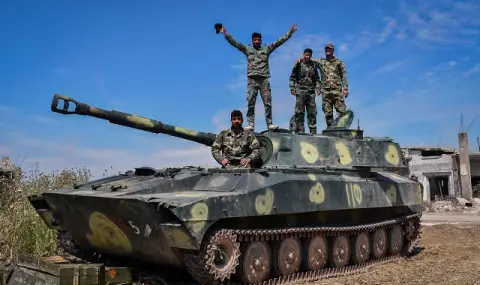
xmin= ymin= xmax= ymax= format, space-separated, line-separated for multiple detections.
xmin=423 ymin=198 xmax=479 ymax=214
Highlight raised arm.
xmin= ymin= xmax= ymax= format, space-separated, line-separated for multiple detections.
xmin=339 ymin=60 xmax=348 ymax=90
xmin=211 ymin=132 xmax=225 ymax=164
xmin=220 ymin=27 xmax=248 ymax=55
xmin=267 ymin=24 xmax=297 ymax=54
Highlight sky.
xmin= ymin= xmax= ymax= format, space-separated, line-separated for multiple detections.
xmin=1 ymin=0 xmax=480 ymax=178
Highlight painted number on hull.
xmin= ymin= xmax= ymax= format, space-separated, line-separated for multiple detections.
xmin=128 ymin=221 xmax=140 ymax=235
xmin=345 ymin=184 xmax=363 ymax=207
xmin=128 ymin=221 xmax=152 ymax=237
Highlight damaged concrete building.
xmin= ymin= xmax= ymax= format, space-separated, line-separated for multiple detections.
xmin=401 ymin=146 xmax=480 ymax=202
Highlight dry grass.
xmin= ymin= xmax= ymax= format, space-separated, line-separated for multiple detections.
xmin=0 ymin=165 xmax=92 ymax=261
xmin=307 ymin=224 xmax=480 ymax=285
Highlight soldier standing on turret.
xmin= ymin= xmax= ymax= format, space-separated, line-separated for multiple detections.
xmin=288 ymin=48 xmax=322 ymax=135
xmin=217 ymin=24 xmax=297 ymax=131
xmin=298 ymin=43 xmax=349 ymax=128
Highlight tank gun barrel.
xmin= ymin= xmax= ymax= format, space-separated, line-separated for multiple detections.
xmin=50 ymin=94 xmax=217 ymax=146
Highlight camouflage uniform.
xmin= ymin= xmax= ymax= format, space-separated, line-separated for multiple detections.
xmin=288 ymin=60 xmax=321 ymax=134
xmin=224 ymin=29 xmax=296 ymax=130
xmin=311 ymin=45 xmax=349 ymax=127
xmin=211 ymin=128 xmax=261 ymax=168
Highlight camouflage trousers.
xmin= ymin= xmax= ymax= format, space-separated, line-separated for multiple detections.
xmin=246 ymin=76 xmax=273 ymax=128
xmin=289 ymin=91 xmax=317 ymax=134
xmin=322 ymin=91 xmax=347 ymax=127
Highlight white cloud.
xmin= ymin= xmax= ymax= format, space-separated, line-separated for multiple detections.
xmin=376 ymin=60 xmax=407 ymax=73
xmin=463 ymin=63 xmax=480 ymax=76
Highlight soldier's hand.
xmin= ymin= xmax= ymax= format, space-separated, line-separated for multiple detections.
xmin=221 ymin=159 xmax=229 ymax=166
xmin=343 ymin=89 xmax=349 ymax=97
xmin=220 ymin=27 xmax=227 ymax=34
xmin=291 ymin=89 xmax=296 ymax=96
xmin=240 ymin=158 xmax=251 ymax=166
xmin=290 ymin=24 xmax=297 ymax=33
xmin=296 ymin=57 xmax=303 ymax=64
xmin=316 ymin=90 xmax=322 ymax=96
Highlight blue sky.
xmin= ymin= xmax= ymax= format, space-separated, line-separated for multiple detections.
xmin=1 ymin=0 xmax=480 ymax=177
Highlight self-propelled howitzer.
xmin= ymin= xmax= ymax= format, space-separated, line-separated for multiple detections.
xmin=29 ymin=94 xmax=423 ymax=285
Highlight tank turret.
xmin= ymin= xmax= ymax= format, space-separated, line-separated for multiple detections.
xmin=51 ymin=94 xmax=407 ymax=172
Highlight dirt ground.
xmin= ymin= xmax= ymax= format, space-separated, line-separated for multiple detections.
xmin=306 ymin=222 xmax=480 ymax=285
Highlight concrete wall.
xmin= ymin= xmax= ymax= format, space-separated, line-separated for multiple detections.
xmin=403 ymin=149 xmax=456 ymax=202
xmin=470 ymin=161 xmax=480 ymax=177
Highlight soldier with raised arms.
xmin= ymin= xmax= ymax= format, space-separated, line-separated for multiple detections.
xmin=211 ymin=110 xmax=261 ymax=169
xmin=217 ymin=23 xmax=297 ymax=131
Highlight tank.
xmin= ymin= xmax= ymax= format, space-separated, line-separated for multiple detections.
xmin=28 ymin=94 xmax=423 ymax=284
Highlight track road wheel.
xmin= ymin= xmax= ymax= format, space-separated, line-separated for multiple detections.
xmin=351 ymin=232 xmax=371 ymax=265
xmin=387 ymin=225 xmax=404 ymax=255
xmin=238 ymin=241 xmax=272 ymax=284
xmin=303 ymin=235 xmax=328 ymax=271
xmin=205 ymin=230 xmax=241 ymax=282
xmin=273 ymin=237 xmax=302 ymax=276
xmin=328 ymin=235 xmax=350 ymax=268
xmin=371 ymin=228 xmax=387 ymax=259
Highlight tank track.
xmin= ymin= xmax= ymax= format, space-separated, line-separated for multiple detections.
xmin=185 ymin=213 xmax=422 ymax=285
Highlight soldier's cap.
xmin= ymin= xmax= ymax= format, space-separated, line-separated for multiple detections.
xmin=325 ymin=43 xmax=334 ymax=49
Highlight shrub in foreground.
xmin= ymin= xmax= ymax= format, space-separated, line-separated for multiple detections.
xmin=0 ymin=165 xmax=91 ymax=261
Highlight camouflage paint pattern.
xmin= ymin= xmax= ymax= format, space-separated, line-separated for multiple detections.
xmin=32 ymin=94 xmax=423 ymax=271
xmin=288 ymin=60 xmax=321 ymax=134
xmin=224 ymin=29 xmax=296 ymax=78
xmin=211 ymin=128 xmax=261 ymax=166
xmin=311 ymin=57 xmax=349 ymax=126
xmin=246 ymin=76 xmax=273 ymax=128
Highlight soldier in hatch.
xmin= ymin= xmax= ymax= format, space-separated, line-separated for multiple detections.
xmin=211 ymin=110 xmax=261 ymax=169
xmin=297 ymin=43 xmax=349 ymax=128
xmin=217 ymin=24 xmax=298 ymax=131
xmin=288 ymin=48 xmax=321 ymax=135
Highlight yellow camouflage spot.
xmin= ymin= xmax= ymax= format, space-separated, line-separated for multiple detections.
xmin=126 ymin=115 xmax=155 ymax=128
xmin=88 ymin=107 xmax=102 ymax=115
xmin=300 ymin=141 xmax=319 ymax=163
xmin=417 ymin=184 xmax=423 ymax=203
xmin=386 ymin=185 xmax=397 ymax=204
xmin=385 ymin=144 xmax=400 ymax=165
xmin=174 ymin=127 xmax=198 ymax=136
xmin=189 ymin=202 xmax=209 ymax=233
xmin=337 ymin=114 xmax=349 ymax=128
xmin=309 ymin=182 xmax=325 ymax=204
xmin=255 ymin=188 xmax=274 ymax=215
xmin=86 ymin=211 xmax=132 ymax=253
xmin=166 ymin=228 xmax=196 ymax=249
xmin=335 ymin=142 xmax=352 ymax=165
xmin=307 ymin=173 xmax=316 ymax=181
xmin=271 ymin=140 xmax=280 ymax=152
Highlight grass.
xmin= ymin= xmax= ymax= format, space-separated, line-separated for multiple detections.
xmin=0 ymin=164 xmax=92 ymax=262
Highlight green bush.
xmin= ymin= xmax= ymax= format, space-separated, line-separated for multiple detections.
xmin=0 ymin=165 xmax=91 ymax=261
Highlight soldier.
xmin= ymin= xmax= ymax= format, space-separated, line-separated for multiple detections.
xmin=211 ymin=110 xmax=261 ymax=169
xmin=288 ymin=48 xmax=321 ymax=134
xmin=298 ymin=43 xmax=349 ymax=128
xmin=217 ymin=24 xmax=298 ymax=131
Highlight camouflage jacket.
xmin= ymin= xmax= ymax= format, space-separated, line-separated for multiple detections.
xmin=224 ymin=29 xmax=296 ymax=78
xmin=211 ymin=128 xmax=261 ymax=163
xmin=311 ymin=57 xmax=348 ymax=91
xmin=289 ymin=60 xmax=321 ymax=93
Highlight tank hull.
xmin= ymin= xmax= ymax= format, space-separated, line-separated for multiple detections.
xmin=29 ymin=167 xmax=423 ymax=276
